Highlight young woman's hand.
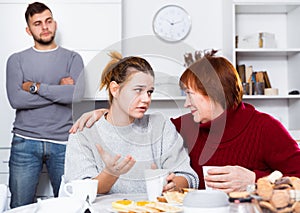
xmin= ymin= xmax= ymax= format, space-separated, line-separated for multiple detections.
xmin=96 ymin=144 xmax=136 ymax=177
xmin=163 ymin=173 xmax=177 ymax=192
xmin=204 ymin=165 xmax=255 ymax=193
xmin=69 ymin=109 xmax=108 ymax=133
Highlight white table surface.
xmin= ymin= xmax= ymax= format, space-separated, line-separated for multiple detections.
xmin=4 ymin=193 xmax=262 ymax=213
xmin=4 ymin=194 xmax=149 ymax=213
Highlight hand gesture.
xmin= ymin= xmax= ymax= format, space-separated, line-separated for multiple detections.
xmin=204 ymin=165 xmax=255 ymax=193
xmin=96 ymin=144 xmax=136 ymax=177
xmin=69 ymin=109 xmax=108 ymax=133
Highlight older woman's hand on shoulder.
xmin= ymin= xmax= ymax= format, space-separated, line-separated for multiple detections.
xmin=204 ymin=165 xmax=255 ymax=193
xmin=69 ymin=109 xmax=108 ymax=133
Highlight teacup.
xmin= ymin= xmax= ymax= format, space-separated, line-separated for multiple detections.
xmin=36 ymin=197 xmax=86 ymax=213
xmin=144 ymin=169 xmax=169 ymax=201
xmin=64 ymin=179 xmax=98 ymax=203
xmin=202 ymin=166 xmax=221 ymax=190
xmin=183 ymin=190 xmax=230 ymax=213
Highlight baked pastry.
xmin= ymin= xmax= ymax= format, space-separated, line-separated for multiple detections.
xmin=112 ymin=199 xmax=134 ymax=212
xmin=162 ymin=191 xmax=185 ymax=204
xmin=256 ymin=177 xmax=273 ymax=200
xmin=255 ymin=171 xmax=300 ymax=213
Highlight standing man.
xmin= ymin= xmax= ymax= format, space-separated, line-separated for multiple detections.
xmin=6 ymin=2 xmax=84 ymax=208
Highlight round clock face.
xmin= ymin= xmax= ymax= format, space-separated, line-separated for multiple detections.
xmin=152 ymin=5 xmax=191 ymax=42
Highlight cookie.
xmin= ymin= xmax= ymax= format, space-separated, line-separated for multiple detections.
xmin=259 ymin=200 xmax=277 ymax=212
xmin=229 ymin=191 xmax=250 ymax=199
xmin=273 ymin=183 xmax=292 ymax=190
xmin=292 ymin=201 xmax=300 ymax=213
xmin=290 ymin=177 xmax=300 ymax=190
xmin=275 ymin=177 xmax=292 ymax=186
xmin=270 ymin=190 xmax=290 ymax=209
xmin=277 ymin=206 xmax=293 ymax=213
xmin=257 ymin=177 xmax=273 ymax=200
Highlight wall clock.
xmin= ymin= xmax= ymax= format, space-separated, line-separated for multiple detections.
xmin=152 ymin=5 xmax=192 ymax=42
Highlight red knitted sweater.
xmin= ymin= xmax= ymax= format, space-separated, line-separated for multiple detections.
xmin=171 ymin=102 xmax=300 ymax=189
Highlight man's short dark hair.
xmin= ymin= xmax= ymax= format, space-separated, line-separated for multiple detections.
xmin=25 ymin=2 xmax=52 ymax=24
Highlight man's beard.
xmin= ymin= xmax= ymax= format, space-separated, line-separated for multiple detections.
xmin=33 ymin=33 xmax=55 ymax=45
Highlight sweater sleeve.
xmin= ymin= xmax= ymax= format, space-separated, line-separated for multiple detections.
xmin=6 ymin=53 xmax=53 ymax=109
xmin=64 ymin=130 xmax=101 ymax=182
xmin=37 ymin=53 xmax=84 ymax=104
xmin=255 ymin=115 xmax=300 ymax=179
xmin=160 ymin=119 xmax=199 ymax=188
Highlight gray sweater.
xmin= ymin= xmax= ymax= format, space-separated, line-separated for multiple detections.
xmin=65 ymin=113 xmax=199 ymax=193
xmin=6 ymin=47 xmax=84 ymax=141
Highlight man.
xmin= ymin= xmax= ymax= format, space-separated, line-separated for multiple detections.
xmin=6 ymin=2 xmax=84 ymax=208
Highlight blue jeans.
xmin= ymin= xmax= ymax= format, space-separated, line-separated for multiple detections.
xmin=9 ymin=135 xmax=66 ymax=208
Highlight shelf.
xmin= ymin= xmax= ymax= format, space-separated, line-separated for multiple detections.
xmin=234 ymin=48 xmax=300 ymax=57
xmin=83 ymin=96 xmax=187 ymax=101
xmin=243 ymin=95 xmax=300 ymax=100
xmin=235 ymin=4 xmax=300 ymax=14
xmin=233 ymin=1 xmax=300 ymax=130
xmin=84 ymin=95 xmax=300 ymax=102
xmin=152 ymin=96 xmax=186 ymax=101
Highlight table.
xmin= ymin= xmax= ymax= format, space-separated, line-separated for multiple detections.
xmin=3 ymin=194 xmax=148 ymax=213
xmin=4 ymin=193 xmax=263 ymax=213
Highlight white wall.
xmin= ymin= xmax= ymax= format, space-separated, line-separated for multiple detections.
xmin=122 ymin=0 xmax=231 ymax=65
xmin=120 ymin=0 xmax=231 ymax=117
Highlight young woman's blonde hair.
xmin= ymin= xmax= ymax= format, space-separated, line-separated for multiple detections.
xmin=100 ymin=51 xmax=154 ymax=104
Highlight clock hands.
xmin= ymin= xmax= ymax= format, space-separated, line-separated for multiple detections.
xmin=164 ymin=18 xmax=184 ymax=26
xmin=171 ymin=19 xmax=184 ymax=25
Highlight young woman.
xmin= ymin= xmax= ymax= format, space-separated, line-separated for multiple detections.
xmin=70 ymin=50 xmax=300 ymax=193
xmin=64 ymin=52 xmax=199 ymax=194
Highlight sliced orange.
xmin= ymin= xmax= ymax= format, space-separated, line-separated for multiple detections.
xmin=112 ymin=199 xmax=133 ymax=211
xmin=136 ymin=200 xmax=152 ymax=206
xmin=115 ymin=200 xmax=133 ymax=205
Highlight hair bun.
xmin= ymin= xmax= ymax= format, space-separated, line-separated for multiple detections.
xmin=109 ymin=51 xmax=122 ymax=61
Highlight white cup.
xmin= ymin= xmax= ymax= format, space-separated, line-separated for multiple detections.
xmin=202 ymin=166 xmax=221 ymax=190
xmin=64 ymin=179 xmax=98 ymax=203
xmin=183 ymin=190 xmax=230 ymax=213
xmin=144 ymin=169 xmax=169 ymax=201
xmin=37 ymin=197 xmax=86 ymax=213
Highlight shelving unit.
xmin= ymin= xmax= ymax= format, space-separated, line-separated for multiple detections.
xmin=89 ymin=96 xmax=187 ymax=101
xmin=233 ymin=1 xmax=300 ymax=130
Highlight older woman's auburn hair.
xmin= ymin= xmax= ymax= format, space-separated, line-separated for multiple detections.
xmin=180 ymin=51 xmax=243 ymax=110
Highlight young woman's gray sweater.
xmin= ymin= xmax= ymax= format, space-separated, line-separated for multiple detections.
xmin=65 ymin=112 xmax=199 ymax=193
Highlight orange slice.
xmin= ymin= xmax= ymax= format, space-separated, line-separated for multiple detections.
xmin=136 ymin=200 xmax=152 ymax=206
xmin=112 ymin=199 xmax=133 ymax=212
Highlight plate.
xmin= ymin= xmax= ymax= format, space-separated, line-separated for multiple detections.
xmin=107 ymin=205 xmax=182 ymax=213
xmin=93 ymin=193 xmax=182 ymax=213
xmin=93 ymin=193 xmax=147 ymax=212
